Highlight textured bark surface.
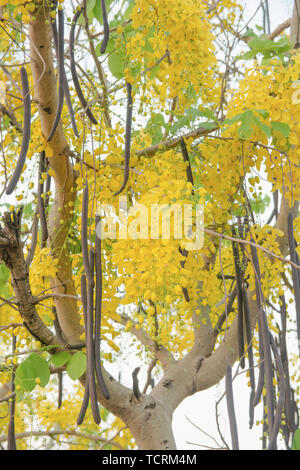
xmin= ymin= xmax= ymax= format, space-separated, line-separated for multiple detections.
xmin=0 ymin=211 xmax=59 ymax=346
xmin=29 ymin=9 xmax=81 ymax=345
xmin=291 ymin=0 xmax=300 ymax=47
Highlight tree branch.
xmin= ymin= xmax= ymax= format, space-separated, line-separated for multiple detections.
xmin=135 ymin=125 xmax=219 ymax=158
xmin=113 ymin=312 xmax=176 ymax=371
xmin=0 ymin=210 xmax=60 ymax=346
xmin=0 ymin=429 xmax=124 ymax=449
xmin=269 ymin=18 xmax=292 ymax=41
xmin=29 ymin=6 xmax=82 ymax=345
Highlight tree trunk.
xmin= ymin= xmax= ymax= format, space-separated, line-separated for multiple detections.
xmin=291 ymin=0 xmax=300 ymax=47
xmin=124 ymin=395 xmax=177 ymax=450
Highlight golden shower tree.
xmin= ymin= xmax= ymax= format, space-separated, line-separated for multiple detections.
xmin=0 ymin=0 xmax=299 ymax=450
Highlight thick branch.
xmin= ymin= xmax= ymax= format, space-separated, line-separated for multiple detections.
xmin=0 ymin=103 xmax=22 ymax=134
xmin=0 ymin=429 xmax=124 ymax=449
xmin=29 ymin=7 xmax=81 ymax=344
xmin=114 ymin=312 xmax=176 ymax=370
xmin=136 ymin=125 xmax=219 ymax=158
xmin=269 ymin=18 xmax=292 ymax=41
xmin=0 ymin=211 xmax=60 ymax=346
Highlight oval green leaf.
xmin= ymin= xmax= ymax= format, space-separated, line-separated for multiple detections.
xmin=15 ymin=360 xmax=36 ymax=392
xmin=50 ymin=351 xmax=72 ymax=368
xmin=66 ymin=351 xmax=87 ymax=380
xmin=292 ymin=429 xmax=300 ymax=450
xmin=27 ymin=353 xmax=50 ymax=387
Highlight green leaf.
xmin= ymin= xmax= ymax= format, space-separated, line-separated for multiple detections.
xmin=93 ymin=0 xmax=102 ymax=23
xmin=15 ymin=353 xmax=50 ymax=392
xmin=251 ymin=114 xmax=272 ymax=138
xmin=170 ymin=116 xmax=189 ymax=134
xmin=22 ymin=202 xmax=34 ymax=219
xmin=237 ymin=33 xmax=292 ymax=63
xmin=27 ymin=353 xmax=50 ymax=387
xmin=0 ymin=263 xmax=9 ymax=283
xmin=123 ymin=0 xmax=135 ymax=21
xmin=292 ymin=429 xmax=300 ymax=450
xmin=15 ymin=360 xmax=36 ymax=392
xmin=236 ymin=50 xmax=256 ymax=61
xmin=271 ymin=121 xmax=290 ymax=138
xmin=254 ymin=108 xmax=269 ymax=119
xmin=223 ymin=113 xmax=244 ymax=127
xmin=93 ymin=0 xmax=115 ymax=23
xmin=242 ymin=28 xmax=256 ymax=39
xmin=0 ymin=263 xmax=10 ymax=298
xmin=108 ymin=49 xmax=125 ymax=79
xmin=85 ymin=0 xmax=96 ymax=23
xmin=145 ymin=113 xmax=165 ymax=144
xmin=100 ymin=408 xmax=109 ymax=421
xmin=248 ymin=35 xmax=274 ymax=52
xmin=250 ymin=195 xmax=271 ymax=214
xmin=87 ymin=0 xmax=96 ymax=12
xmin=199 ymin=121 xmax=218 ymax=130
xmin=96 ymin=36 xmax=116 ymax=56
xmin=238 ymin=110 xmax=253 ymax=139
xmin=50 ymin=351 xmax=72 ymax=368
xmin=66 ymin=352 xmax=87 ymax=380
xmin=224 ymin=109 xmax=271 ymax=140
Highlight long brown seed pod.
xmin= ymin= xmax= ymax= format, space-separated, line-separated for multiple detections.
xmin=266 ymin=189 xmax=279 ymax=225
xmin=250 ymin=241 xmax=275 ymax=433
xmin=94 ymin=214 xmax=110 ymax=399
xmin=252 ymin=301 xmax=265 ymax=408
xmin=132 ymin=367 xmax=141 ymax=399
xmin=25 ymin=212 xmax=39 ymax=267
xmin=77 ymin=274 xmax=90 ymax=425
xmin=6 ymin=67 xmax=31 ymax=195
xmin=232 ymin=232 xmax=245 ymax=369
xmin=213 ymin=285 xmax=237 ymax=336
xmin=7 ymin=334 xmax=16 ymax=450
xmin=180 ymin=137 xmax=194 ymax=187
xmin=287 ymin=212 xmax=300 ymax=356
xmin=268 ymin=334 xmax=286 ymax=450
xmin=44 ymin=172 xmax=51 ymax=209
xmin=249 ymin=389 xmax=255 ymax=429
xmin=114 ymin=82 xmax=133 ymax=196
xmin=52 ymin=306 xmax=66 ymax=346
xmin=262 ymin=393 xmax=268 ymax=450
xmin=37 ymin=151 xmax=48 ymax=248
xmin=225 ymin=364 xmax=239 ymax=450
xmin=279 ymin=295 xmax=297 ymax=433
xmin=296 ymin=250 xmax=300 ymax=285
xmin=47 ymin=8 xmax=65 ymax=142
xmin=242 ymin=286 xmax=256 ymax=426
xmin=86 ymin=249 xmax=101 ymax=424
xmin=51 ymin=18 xmax=79 ymax=138
xmin=100 ymin=0 xmax=110 ymax=54
xmin=57 ymin=371 xmax=63 ymax=409
xmin=253 ymin=356 xmax=264 ymax=407
xmin=177 ymin=137 xmax=194 ymax=302
xmin=81 ymin=184 xmax=93 ymax=284
xmin=69 ymin=9 xmax=97 ymax=125
xmin=76 ymin=378 xmax=89 ymax=425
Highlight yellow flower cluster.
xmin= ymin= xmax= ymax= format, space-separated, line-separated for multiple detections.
xmin=126 ymin=0 xmax=217 ymax=111
xmin=225 ymin=55 xmax=300 ymax=204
